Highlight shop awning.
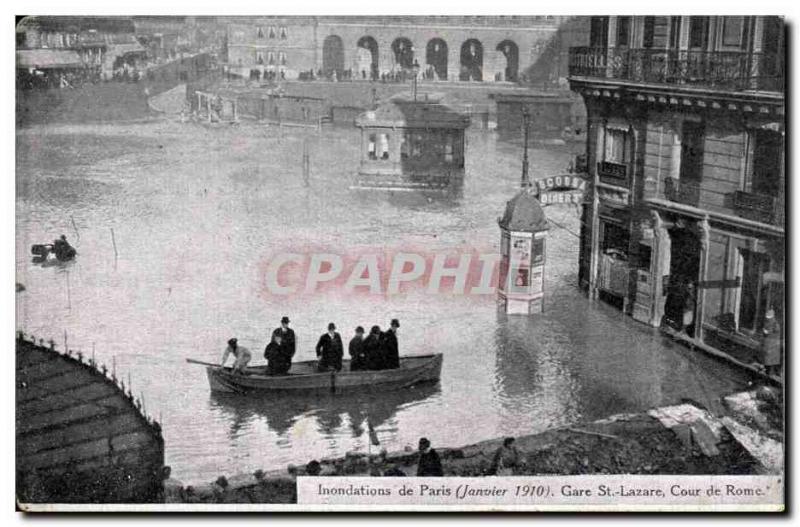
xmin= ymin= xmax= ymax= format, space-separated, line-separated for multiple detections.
xmin=16 ymin=49 xmax=84 ymax=69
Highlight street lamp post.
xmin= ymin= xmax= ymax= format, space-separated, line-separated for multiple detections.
xmin=522 ymin=107 xmax=531 ymax=188
xmin=412 ymin=60 xmax=420 ymax=101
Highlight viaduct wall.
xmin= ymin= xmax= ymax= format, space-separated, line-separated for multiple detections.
xmin=16 ymin=334 xmax=165 ymax=504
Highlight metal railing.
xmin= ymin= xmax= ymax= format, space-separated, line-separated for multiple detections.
xmin=569 ymin=47 xmax=784 ymax=92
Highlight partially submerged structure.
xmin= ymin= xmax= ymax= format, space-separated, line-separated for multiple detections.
xmin=353 ymin=93 xmax=470 ymax=191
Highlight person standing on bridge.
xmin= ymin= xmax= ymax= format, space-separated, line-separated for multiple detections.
xmin=315 ymin=323 xmax=343 ymax=372
xmin=221 ymin=338 xmax=251 ymax=375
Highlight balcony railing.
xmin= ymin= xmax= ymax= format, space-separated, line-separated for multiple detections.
xmin=731 ymin=191 xmax=777 ymax=224
xmin=569 ymin=47 xmax=784 ymax=92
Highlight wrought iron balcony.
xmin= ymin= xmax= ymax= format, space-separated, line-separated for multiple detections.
xmin=731 ymin=190 xmax=777 ymax=225
xmin=569 ymin=47 xmax=784 ymax=93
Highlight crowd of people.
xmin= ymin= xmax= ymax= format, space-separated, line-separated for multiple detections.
xmin=220 ymin=317 xmax=402 ymax=375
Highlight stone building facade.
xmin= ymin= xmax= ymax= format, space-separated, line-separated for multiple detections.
xmin=569 ymin=16 xmax=785 ymax=370
xmin=224 ymin=16 xmax=570 ymax=83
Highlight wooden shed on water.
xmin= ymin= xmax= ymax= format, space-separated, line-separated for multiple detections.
xmin=353 ymin=93 xmax=470 ymax=191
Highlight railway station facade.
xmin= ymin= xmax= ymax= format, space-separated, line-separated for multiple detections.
xmin=223 ymin=16 xmax=572 ymax=83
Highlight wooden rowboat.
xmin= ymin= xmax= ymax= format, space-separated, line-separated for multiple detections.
xmin=189 ymin=354 xmax=443 ymax=394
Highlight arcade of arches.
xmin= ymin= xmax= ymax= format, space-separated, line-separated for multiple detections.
xmin=334 ymin=35 xmax=521 ymax=82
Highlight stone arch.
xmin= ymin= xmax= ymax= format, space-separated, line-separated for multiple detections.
xmin=322 ymin=35 xmax=345 ymax=79
xmin=460 ymin=38 xmax=483 ymax=81
xmin=356 ymin=35 xmax=379 ymax=80
xmin=497 ymin=39 xmax=519 ymax=82
xmin=426 ymin=38 xmax=448 ymax=80
xmin=391 ymin=37 xmax=415 ymax=70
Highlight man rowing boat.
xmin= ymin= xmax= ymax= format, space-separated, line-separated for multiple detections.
xmin=221 ymin=337 xmax=252 ymax=375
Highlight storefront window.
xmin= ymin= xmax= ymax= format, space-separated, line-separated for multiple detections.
xmin=367 ymin=134 xmax=377 ymax=160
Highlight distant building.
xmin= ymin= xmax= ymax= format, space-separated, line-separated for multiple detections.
xmin=354 ymin=93 xmax=470 ymax=191
xmin=569 ymin=16 xmax=785 ymax=370
xmin=223 ymin=16 xmax=575 ymax=84
xmin=16 ymin=16 xmax=145 ymax=86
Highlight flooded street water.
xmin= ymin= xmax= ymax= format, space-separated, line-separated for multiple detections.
xmin=16 ymin=118 xmax=753 ymax=483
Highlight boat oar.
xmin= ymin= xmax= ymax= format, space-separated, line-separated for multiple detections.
xmin=186 ymin=358 xmax=222 ymax=367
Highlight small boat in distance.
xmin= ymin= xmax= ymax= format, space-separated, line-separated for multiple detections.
xmin=188 ymin=354 xmax=443 ymax=395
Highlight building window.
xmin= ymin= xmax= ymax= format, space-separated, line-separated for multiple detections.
xmin=746 ymin=129 xmax=783 ymax=197
xmin=680 ymin=120 xmax=705 ymax=185
xmin=269 ymin=26 xmax=276 ymax=39
xmin=279 ymin=51 xmax=287 ymax=66
xmin=604 ymin=127 xmax=629 ymax=164
xmin=368 ymin=134 xmax=377 ymax=160
xmin=589 ymin=16 xmax=609 ymax=47
xmin=257 ymin=26 xmax=264 ymax=39
xmin=616 ymin=16 xmax=631 ymax=47
xmin=280 ymin=26 xmax=288 ymax=39
xmin=268 ymin=51 xmax=275 ymax=65
xmin=722 ymin=17 xmax=744 ymax=47
xmin=256 ymin=51 xmax=264 ymax=65
xmin=737 ymin=249 xmax=770 ymax=332
xmin=669 ymin=17 xmax=682 ymax=49
xmin=643 ymin=16 xmax=656 ymax=48
xmin=379 ymin=134 xmax=390 ymax=160
xmin=688 ymin=16 xmax=710 ymax=49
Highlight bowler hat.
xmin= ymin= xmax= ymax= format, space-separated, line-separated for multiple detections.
xmin=281 ymin=316 xmax=290 ymax=324
xmin=355 ymin=326 xmax=365 ymax=334
xmin=328 ymin=322 xmax=336 ymax=330
xmin=390 ymin=318 xmax=400 ymax=328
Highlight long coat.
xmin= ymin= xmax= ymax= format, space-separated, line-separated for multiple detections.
xmin=382 ymin=330 xmax=400 ymax=369
xmin=349 ymin=336 xmax=367 ymax=371
xmin=316 ymin=332 xmax=343 ymax=371
xmin=417 ymin=449 xmax=443 ymax=476
xmin=264 ymin=341 xmax=291 ymax=375
xmin=364 ymin=334 xmax=384 ymax=370
xmin=272 ymin=327 xmax=296 ymax=359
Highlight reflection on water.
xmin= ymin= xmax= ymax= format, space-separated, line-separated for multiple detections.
xmin=210 ymin=382 xmax=441 ymax=441
xmin=16 ymin=120 xmax=753 ymax=482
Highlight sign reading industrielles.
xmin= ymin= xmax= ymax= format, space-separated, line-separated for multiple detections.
xmin=534 ymin=174 xmax=586 ymax=205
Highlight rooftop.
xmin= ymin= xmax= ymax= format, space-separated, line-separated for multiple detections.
xmin=355 ymin=93 xmax=471 ymax=129
xmin=498 ymin=188 xmax=549 ymax=232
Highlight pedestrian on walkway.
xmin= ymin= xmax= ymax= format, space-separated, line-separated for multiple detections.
xmin=416 ymin=437 xmax=443 ymax=476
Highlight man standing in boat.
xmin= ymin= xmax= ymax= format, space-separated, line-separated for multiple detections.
xmin=272 ymin=316 xmax=296 ymax=360
xmin=349 ymin=326 xmax=367 ymax=371
xmin=382 ymin=319 xmax=401 ymax=369
xmin=315 ymin=323 xmax=344 ymax=372
xmin=221 ymin=338 xmax=252 ymax=375
xmin=264 ymin=332 xmax=291 ymax=375
xmin=364 ymin=326 xmax=384 ymax=370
